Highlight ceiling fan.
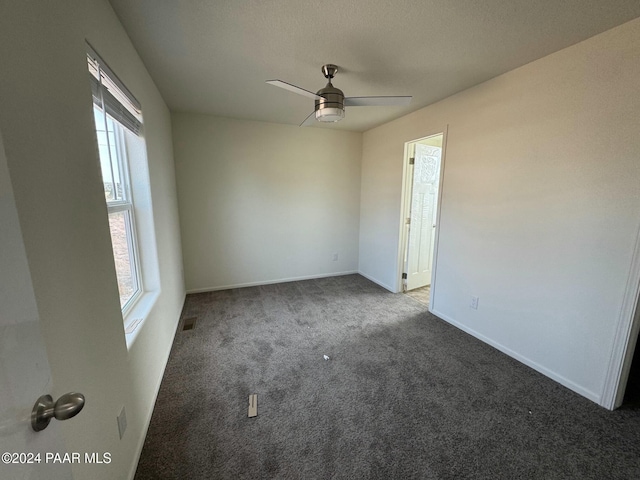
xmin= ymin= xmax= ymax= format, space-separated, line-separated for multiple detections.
xmin=266 ymin=64 xmax=412 ymax=125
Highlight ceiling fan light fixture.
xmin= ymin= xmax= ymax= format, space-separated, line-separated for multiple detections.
xmin=314 ymin=80 xmax=345 ymax=122
xmin=315 ymin=106 xmax=345 ymax=122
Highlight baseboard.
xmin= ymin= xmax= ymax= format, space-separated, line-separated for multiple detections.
xmin=128 ymin=292 xmax=187 ymax=480
xmin=186 ymin=271 xmax=359 ymax=294
xmin=357 ymin=270 xmax=397 ymax=293
xmin=430 ymin=308 xmax=601 ymax=405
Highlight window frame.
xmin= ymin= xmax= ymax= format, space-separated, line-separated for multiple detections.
xmin=104 ymin=116 xmax=143 ymax=314
xmin=89 ymin=48 xmax=145 ymax=316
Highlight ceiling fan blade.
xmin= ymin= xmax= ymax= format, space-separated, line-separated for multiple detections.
xmin=344 ymin=96 xmax=412 ymax=107
xmin=266 ymin=80 xmax=322 ymax=100
xmin=299 ymin=110 xmax=317 ymax=127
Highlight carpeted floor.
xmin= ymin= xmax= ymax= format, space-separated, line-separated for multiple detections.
xmin=135 ymin=274 xmax=640 ymax=479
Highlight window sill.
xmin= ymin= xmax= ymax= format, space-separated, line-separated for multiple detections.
xmin=123 ymin=290 xmax=159 ymax=349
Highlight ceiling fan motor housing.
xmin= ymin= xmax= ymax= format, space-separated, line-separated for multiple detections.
xmin=315 ymin=82 xmax=345 ymax=122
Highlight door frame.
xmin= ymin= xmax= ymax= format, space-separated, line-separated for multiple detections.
xmin=397 ymin=127 xmax=448 ymax=307
xmin=601 ymin=221 xmax=640 ymax=409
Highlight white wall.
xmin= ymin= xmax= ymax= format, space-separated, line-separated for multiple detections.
xmin=0 ymin=1 xmax=185 ymax=479
xmin=360 ymin=18 xmax=640 ymax=404
xmin=173 ymin=114 xmax=362 ymax=292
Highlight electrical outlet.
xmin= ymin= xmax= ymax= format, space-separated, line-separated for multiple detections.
xmin=470 ymin=296 xmax=479 ymax=310
xmin=332 ymin=253 xmax=338 ymax=261
xmin=117 ymin=406 xmax=127 ymax=440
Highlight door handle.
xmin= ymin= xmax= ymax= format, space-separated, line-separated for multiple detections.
xmin=31 ymin=392 xmax=85 ymax=432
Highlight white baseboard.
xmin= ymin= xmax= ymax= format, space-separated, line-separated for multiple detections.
xmin=186 ymin=271 xmax=359 ymax=294
xmin=430 ymin=308 xmax=601 ymax=405
xmin=357 ymin=270 xmax=397 ymax=293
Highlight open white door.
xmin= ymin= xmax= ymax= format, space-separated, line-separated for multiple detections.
xmin=405 ymin=142 xmax=441 ymax=291
xmin=0 ymin=133 xmax=73 ymax=480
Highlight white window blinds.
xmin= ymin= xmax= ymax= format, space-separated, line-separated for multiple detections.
xmin=87 ymin=44 xmax=143 ymax=136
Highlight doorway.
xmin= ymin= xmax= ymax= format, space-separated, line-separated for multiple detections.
xmin=400 ymin=133 xmax=445 ymax=308
xmin=623 ymin=334 xmax=640 ymax=406
xmin=619 ymin=292 xmax=640 ymax=408
xmin=601 ymin=236 xmax=640 ymax=409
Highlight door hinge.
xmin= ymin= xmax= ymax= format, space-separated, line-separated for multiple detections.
xmin=406 ymin=217 xmax=411 ymax=225
xmin=402 ymin=273 xmax=407 ymax=279
xmin=409 ymin=157 xmax=415 ymax=165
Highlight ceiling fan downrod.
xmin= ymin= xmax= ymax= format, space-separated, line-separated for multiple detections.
xmin=316 ymin=64 xmax=344 ymax=122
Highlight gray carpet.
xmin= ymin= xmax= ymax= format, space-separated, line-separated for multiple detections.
xmin=135 ymin=274 xmax=640 ymax=479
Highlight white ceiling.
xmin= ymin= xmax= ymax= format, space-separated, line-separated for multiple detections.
xmin=108 ymin=0 xmax=640 ymax=132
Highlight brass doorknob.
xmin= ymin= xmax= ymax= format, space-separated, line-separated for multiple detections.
xmin=31 ymin=392 xmax=85 ymax=432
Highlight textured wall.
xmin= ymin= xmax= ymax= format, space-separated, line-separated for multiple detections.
xmin=173 ymin=113 xmax=362 ymax=292
xmin=359 ymin=18 xmax=640 ymax=404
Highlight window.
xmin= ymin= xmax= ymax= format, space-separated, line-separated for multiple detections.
xmin=88 ymin=47 xmax=144 ymax=313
